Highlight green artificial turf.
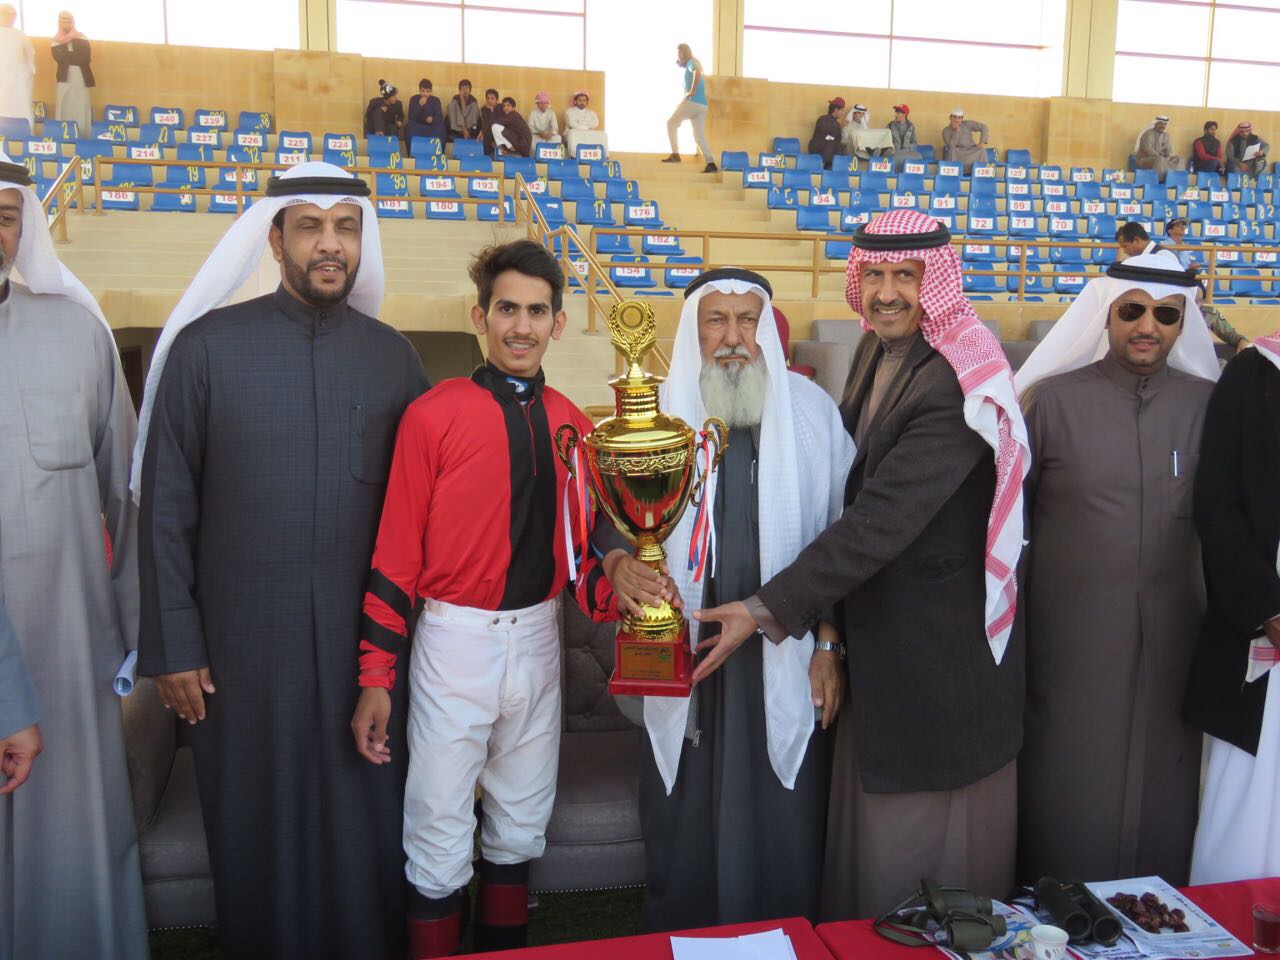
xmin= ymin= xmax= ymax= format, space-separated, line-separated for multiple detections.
xmin=148 ymin=886 xmax=645 ymax=958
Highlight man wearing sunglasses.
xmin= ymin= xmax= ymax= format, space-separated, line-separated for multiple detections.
xmin=1014 ymin=252 xmax=1221 ymax=887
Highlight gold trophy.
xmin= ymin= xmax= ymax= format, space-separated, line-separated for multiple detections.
xmin=556 ymin=300 xmax=727 ymax=697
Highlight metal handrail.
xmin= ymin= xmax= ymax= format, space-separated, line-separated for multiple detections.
xmin=41 ymin=154 xmax=84 ymax=243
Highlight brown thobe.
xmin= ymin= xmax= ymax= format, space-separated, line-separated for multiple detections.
xmin=1019 ymin=354 xmax=1213 ymax=886
xmin=820 ymin=332 xmax=1018 ymax=921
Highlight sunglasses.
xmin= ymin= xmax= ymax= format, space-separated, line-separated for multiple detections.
xmin=1114 ymin=301 xmax=1183 ymax=326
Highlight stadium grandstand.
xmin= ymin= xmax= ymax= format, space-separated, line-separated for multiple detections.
xmin=5 ymin=1 xmax=1280 ymax=955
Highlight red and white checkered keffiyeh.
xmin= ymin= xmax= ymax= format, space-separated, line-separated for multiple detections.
xmin=846 ymin=209 xmax=1031 ymax=664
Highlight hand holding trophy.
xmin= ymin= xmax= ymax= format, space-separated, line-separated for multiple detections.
xmin=555 ymin=300 xmax=726 ymax=696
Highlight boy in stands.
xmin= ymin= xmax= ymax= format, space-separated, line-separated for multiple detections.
xmin=351 ymin=239 xmax=671 ymax=957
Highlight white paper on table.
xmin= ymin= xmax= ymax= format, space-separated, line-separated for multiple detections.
xmin=670 ymin=929 xmax=797 ymax=960
xmin=114 ymin=649 xmax=138 ymax=696
xmin=1243 ymin=143 xmax=1263 ymax=161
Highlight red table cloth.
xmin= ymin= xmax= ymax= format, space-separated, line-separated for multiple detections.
xmin=814 ymin=879 xmax=1280 ymax=960
xmin=468 ymin=915 xmax=835 ymax=960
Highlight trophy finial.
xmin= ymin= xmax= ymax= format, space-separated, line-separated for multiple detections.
xmin=607 ymin=300 xmax=656 ymax=375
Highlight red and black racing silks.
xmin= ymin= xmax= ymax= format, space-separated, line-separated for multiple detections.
xmin=358 ymin=363 xmax=618 ymax=688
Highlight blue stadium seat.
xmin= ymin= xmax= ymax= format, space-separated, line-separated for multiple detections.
xmin=1075 ymin=181 xmax=1102 ymax=201
xmin=809 ymin=188 xmax=840 ymax=210
xmin=412 ymin=152 xmax=448 ymax=173
xmin=410 ymin=136 xmax=442 ymax=158
xmin=1050 ymin=245 xmax=1087 ymax=264
xmin=794 ymin=153 xmax=823 ymax=173
xmin=152 ymin=162 xmax=201 ymax=213
xmin=573 ymin=142 xmax=607 ymax=163
xmin=1239 ymin=219 xmax=1266 ymax=244
xmin=825 ymin=234 xmax=854 ymax=261
xmin=458 ymin=155 xmax=493 ymax=173
xmin=1165 ymin=169 xmax=1190 ymax=193
xmin=503 ymin=156 xmax=538 ymax=182
xmin=610 ymin=255 xmax=656 ymax=288
xmin=1069 ymin=167 xmax=1096 ymax=184
xmin=541 ymin=158 xmax=575 ymax=181
xmin=369 ymin=144 xmax=404 ymax=169
xmin=1186 ymin=200 xmax=1215 ymax=222
xmin=1007 ymin=148 xmax=1032 ymax=167
xmin=916 ymin=145 xmax=937 ymax=164
xmin=278 ymin=130 xmax=314 ymax=154
xmin=1048 ymin=213 xmax=1082 ymax=239
xmin=373 ymin=173 xmax=415 ymax=219
xmin=1195 ymin=171 xmax=1222 ymax=190
xmin=595 ymin=232 xmax=632 ymax=255
xmin=477 ymin=195 xmax=515 ymax=221
xmin=467 ymin=172 xmax=501 ymax=198
xmin=819 ymin=171 xmax=850 ymax=193
xmin=623 ymin=199 xmax=662 ymax=227
xmin=767 ymin=185 xmax=798 ymax=210
xmin=451 ymin=138 xmax=484 ymax=160
xmin=857 ymin=170 xmax=889 ymax=193
xmin=895 ymin=172 xmax=925 ymax=194
xmin=232 ymin=129 xmax=267 ymax=151
xmin=177 ymin=142 xmax=211 ymax=163
xmin=889 ymin=191 xmax=919 ymax=211
xmin=103 ymin=104 xmax=138 ymax=124
xmin=425 ymin=196 xmax=467 ymax=220
xmin=575 ymin=197 xmax=615 ymax=226
xmin=99 ymin=162 xmax=151 ymax=210
xmin=323 ymin=147 xmax=357 ymax=169
xmin=782 ymin=168 xmax=814 ymax=190
xmin=1006 ymin=213 xmax=1039 ymax=237
xmin=149 ymin=108 xmax=185 ymax=129
xmin=1053 ymin=266 xmax=1089 ymax=294
xmin=1007 ymin=242 xmax=1048 ymax=264
xmin=90 ymin=121 xmax=128 ymax=142
xmin=831 ymin=154 xmax=854 ymax=175
xmin=742 ymin=167 xmax=772 ymax=189
xmin=1199 ymin=219 xmax=1231 ymax=242
xmin=1133 ymin=168 xmax=1160 ymax=190
xmin=238 ymin=110 xmax=273 ymax=132
xmin=928 ymin=193 xmax=959 ymax=219
xmin=962 ymin=259 xmax=1004 ymax=293
xmin=664 ymin=256 xmax=704 ymax=290
xmin=42 ymin=119 xmax=76 ymax=140
xmin=965 ymin=209 xmax=1000 ymax=238
xmin=1008 ymin=263 xmax=1053 ymax=295
xmin=605 ymin=179 xmax=640 ymax=202
xmin=586 ymin=159 xmax=622 ymax=183
xmin=932 ymin=174 xmax=961 ymax=197
xmin=773 ymin=137 xmax=801 ymax=156
xmin=936 ymin=161 xmax=963 ymax=179
xmin=796 ymin=206 xmax=832 ymax=232
xmin=420 ymin=173 xmax=460 ymax=198
xmin=1229 ymin=268 xmax=1266 ymax=297
xmin=970 ymin=178 xmax=998 ymax=200
xmin=275 ymin=148 xmax=310 ymax=167
xmin=72 ymin=138 xmax=115 ymax=186
xmin=535 ymin=196 xmax=567 ymax=228
xmin=193 ymin=109 xmax=229 ymax=130
xmin=323 ymin=132 xmax=357 ymax=154
xmin=757 ymin=152 xmax=786 ymax=170
xmin=720 ymin=151 xmax=749 ymax=172
xmin=643 ymin=231 xmax=684 ymax=256
xmin=534 ymin=141 xmax=564 ymax=162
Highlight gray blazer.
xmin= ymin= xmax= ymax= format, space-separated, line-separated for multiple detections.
xmin=0 ymin=600 xmax=41 ymax=739
xmin=756 ymin=334 xmax=1025 ymax=793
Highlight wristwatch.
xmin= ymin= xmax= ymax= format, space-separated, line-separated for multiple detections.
xmin=814 ymin=639 xmax=846 ymax=659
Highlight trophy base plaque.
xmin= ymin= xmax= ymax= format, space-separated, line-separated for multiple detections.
xmin=608 ymin=622 xmax=693 ymax=697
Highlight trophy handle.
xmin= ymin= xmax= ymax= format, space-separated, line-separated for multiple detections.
xmin=688 ymin=417 xmax=729 ymax=505
xmin=554 ymin=423 xmax=581 ymax=476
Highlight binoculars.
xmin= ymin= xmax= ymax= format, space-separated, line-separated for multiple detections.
xmin=1034 ymin=877 xmax=1123 ymax=946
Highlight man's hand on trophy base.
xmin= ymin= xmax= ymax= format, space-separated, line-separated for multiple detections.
xmin=603 ymin=549 xmax=682 ymax=618
xmin=690 ymin=601 xmax=758 ymax=685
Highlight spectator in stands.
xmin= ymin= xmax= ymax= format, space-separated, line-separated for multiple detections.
xmin=0 ymin=155 xmax=149 ymax=960
xmin=404 ymin=78 xmax=445 ymax=155
xmin=694 ymin=211 xmax=1029 ymax=920
xmin=808 ymin=97 xmax=847 ymax=170
xmin=1015 ymin=253 xmax=1219 ymax=888
xmin=1116 ymin=221 xmax=1165 ymax=259
xmin=1135 ymin=115 xmax=1185 ymax=181
xmin=888 ymin=103 xmax=922 ymax=168
xmin=447 ymin=79 xmax=481 ymax=142
xmin=1227 ymin=122 xmax=1269 ymax=179
xmin=1196 ymin=283 xmax=1249 ymax=355
xmin=564 ymin=90 xmax=606 ymax=154
xmin=664 ymin=43 xmax=717 ymax=173
xmin=1192 ymin=121 xmax=1226 ymax=175
xmin=940 ymin=108 xmax=989 ymax=172
xmin=365 ymin=80 xmax=404 ymax=138
xmin=1166 ymin=217 xmax=1202 ymax=273
xmin=634 ymin=267 xmax=852 ymax=931
xmin=480 ymin=87 xmax=501 ymax=156
xmin=845 ymin=103 xmax=888 ymax=159
xmin=492 ymin=96 xmax=532 ymax=158
xmin=529 ymin=91 xmax=560 ymax=145
xmin=0 ymin=5 xmax=35 ymax=128
xmin=50 ymin=11 xmax=92 ymax=134
xmin=1184 ymin=323 xmax=1280 ymax=886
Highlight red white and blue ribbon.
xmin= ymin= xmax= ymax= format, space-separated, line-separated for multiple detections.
xmin=562 ymin=444 xmax=590 ymax=581
xmin=686 ymin=430 xmax=720 ymax=583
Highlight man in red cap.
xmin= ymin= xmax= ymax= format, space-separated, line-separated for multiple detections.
xmin=694 ymin=209 xmax=1031 ymax=919
xmin=888 ymin=103 xmax=922 ymax=168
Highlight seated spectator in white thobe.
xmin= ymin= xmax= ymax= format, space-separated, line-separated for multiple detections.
xmin=565 ymin=90 xmax=607 ymax=155
xmin=1135 ymin=115 xmax=1185 ymax=181
xmin=529 ymin=91 xmax=560 ymax=145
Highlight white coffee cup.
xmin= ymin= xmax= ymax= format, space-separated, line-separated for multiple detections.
xmin=1030 ymin=924 xmax=1070 ymax=960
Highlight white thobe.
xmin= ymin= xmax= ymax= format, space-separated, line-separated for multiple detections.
xmin=0 ymin=27 xmax=35 ymax=127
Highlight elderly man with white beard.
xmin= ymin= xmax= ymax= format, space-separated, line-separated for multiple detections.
xmin=627 ymin=267 xmax=854 ymax=930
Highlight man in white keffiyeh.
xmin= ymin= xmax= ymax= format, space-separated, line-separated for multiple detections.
xmin=695 ymin=210 xmax=1031 ymax=920
xmin=632 ymin=267 xmax=852 ymax=931
xmin=1017 ymin=252 xmax=1218 ymax=888
xmin=1185 ymin=329 xmax=1280 ymax=884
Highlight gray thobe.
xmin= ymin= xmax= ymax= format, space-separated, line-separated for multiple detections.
xmin=1136 ymin=129 xmax=1185 ymax=179
xmin=0 ymin=601 xmax=40 ymax=740
xmin=0 ymin=282 xmax=148 ymax=960
xmin=138 ymin=287 xmax=430 ymax=960
xmin=941 ymin=120 xmax=989 ymax=171
xmin=638 ymin=429 xmax=830 ymax=930
xmin=1019 ymin=354 xmax=1213 ymax=886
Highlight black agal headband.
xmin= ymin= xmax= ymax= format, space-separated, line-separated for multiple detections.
xmin=1106 ymin=261 xmax=1199 ymax=287
xmin=851 ymin=222 xmax=951 ymax=251
xmin=265 ymin=175 xmax=371 ymax=198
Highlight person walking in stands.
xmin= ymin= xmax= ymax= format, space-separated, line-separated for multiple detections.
xmin=664 ymin=43 xmax=717 ymax=173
